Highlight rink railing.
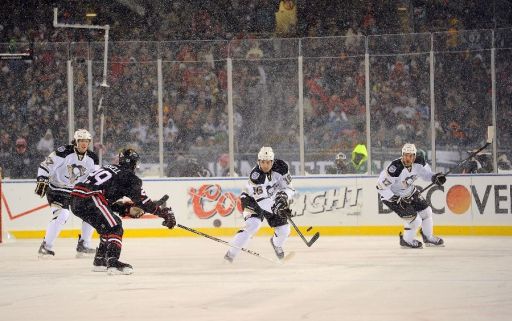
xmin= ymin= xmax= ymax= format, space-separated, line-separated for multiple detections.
xmin=1 ymin=174 xmax=511 ymax=240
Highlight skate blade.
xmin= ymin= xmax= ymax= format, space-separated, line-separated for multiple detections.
xmin=400 ymin=245 xmax=423 ymax=249
xmin=282 ymin=251 xmax=295 ymax=262
xmin=38 ymin=253 xmax=55 ymax=259
xmin=92 ymin=266 xmax=108 ymax=272
xmin=76 ymin=252 xmax=95 ymax=258
xmin=107 ymin=267 xmax=134 ymax=275
xmin=424 ymin=243 xmax=445 ymax=247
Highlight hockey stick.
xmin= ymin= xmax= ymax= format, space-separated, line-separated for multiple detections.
xmin=155 ymin=194 xmax=169 ymax=207
xmin=284 ymin=209 xmax=320 ymax=247
xmin=420 ymin=126 xmax=494 ymax=194
xmin=176 ymin=224 xmax=277 ymax=263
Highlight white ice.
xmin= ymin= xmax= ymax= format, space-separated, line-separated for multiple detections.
xmin=1 ymin=236 xmax=511 ymax=321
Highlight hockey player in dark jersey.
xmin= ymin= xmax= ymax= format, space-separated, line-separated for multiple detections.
xmin=35 ymin=129 xmax=100 ymax=257
xmin=376 ymin=143 xmax=446 ymax=248
xmin=224 ymin=146 xmax=295 ymax=262
xmin=70 ymin=148 xmax=176 ymax=274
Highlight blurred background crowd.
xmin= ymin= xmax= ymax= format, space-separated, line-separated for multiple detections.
xmin=1 ymin=0 xmax=511 ymax=178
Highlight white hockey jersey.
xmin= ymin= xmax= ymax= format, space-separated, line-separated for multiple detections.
xmin=244 ymin=159 xmax=295 ymax=215
xmin=376 ymin=156 xmax=434 ymax=201
xmin=37 ymin=145 xmax=99 ymax=194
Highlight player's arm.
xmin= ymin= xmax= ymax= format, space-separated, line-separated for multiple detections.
xmin=35 ymin=151 xmax=64 ymax=197
xmin=417 ymin=161 xmax=446 ymax=186
xmin=124 ymin=178 xmax=176 ymax=228
xmin=376 ymin=169 xmax=397 ymax=200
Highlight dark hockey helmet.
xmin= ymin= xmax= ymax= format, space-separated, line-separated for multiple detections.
xmin=118 ymin=148 xmax=140 ymax=171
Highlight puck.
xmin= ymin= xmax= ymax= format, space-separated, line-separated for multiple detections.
xmin=213 ymin=219 xmax=222 ymax=227
xmin=306 ymin=226 xmax=313 ymax=232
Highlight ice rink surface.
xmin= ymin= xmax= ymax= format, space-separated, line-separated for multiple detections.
xmin=1 ymin=236 xmax=511 ymax=321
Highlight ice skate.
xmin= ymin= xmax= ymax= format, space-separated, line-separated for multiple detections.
xmin=92 ymin=254 xmax=107 ymax=272
xmin=399 ymin=232 xmax=423 ymax=249
xmin=420 ymin=229 xmax=445 ymax=247
xmin=76 ymin=235 xmax=96 ymax=258
xmin=38 ymin=241 xmax=55 ymax=258
xmin=270 ymin=238 xmax=285 ymax=260
xmin=107 ymin=259 xmax=133 ymax=275
xmin=224 ymin=252 xmax=234 ymax=263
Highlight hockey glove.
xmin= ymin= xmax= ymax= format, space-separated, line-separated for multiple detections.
xmin=271 ymin=191 xmax=289 ymax=217
xmin=391 ymin=194 xmax=413 ymax=209
xmin=35 ymin=176 xmax=49 ymax=197
xmin=431 ymin=172 xmax=447 ymax=186
xmin=156 ymin=207 xmax=176 ymax=229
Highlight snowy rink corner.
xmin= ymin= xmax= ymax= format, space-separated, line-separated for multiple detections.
xmin=1 ymin=236 xmax=511 ymax=321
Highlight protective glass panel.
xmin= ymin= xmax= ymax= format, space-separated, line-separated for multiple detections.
xmin=160 ymin=40 xmax=229 ymax=177
xmin=302 ymin=36 xmax=367 ymax=174
xmin=495 ymin=28 xmax=512 ymax=173
xmin=368 ymin=33 xmax=432 ymax=173
xmin=231 ymin=38 xmax=300 ymax=176
xmin=70 ymin=42 xmax=90 ymax=131
xmin=0 ymin=42 xmax=69 ymax=178
xmin=90 ymin=42 xmax=159 ymax=176
xmin=433 ymin=29 xmax=493 ymax=173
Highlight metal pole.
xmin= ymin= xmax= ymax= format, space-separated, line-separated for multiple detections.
xmin=364 ymin=38 xmax=372 ymax=174
xmin=491 ymin=30 xmax=498 ymax=173
xmin=298 ymin=55 xmax=305 ymax=175
xmin=157 ymin=59 xmax=164 ymax=177
xmin=67 ymin=60 xmax=74 ymax=143
xmin=430 ymin=33 xmax=436 ymax=171
xmin=227 ymin=58 xmax=235 ymax=176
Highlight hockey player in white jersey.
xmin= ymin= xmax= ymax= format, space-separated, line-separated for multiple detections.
xmin=377 ymin=143 xmax=446 ymax=248
xmin=224 ymin=146 xmax=294 ymax=262
xmin=35 ymin=129 xmax=100 ymax=257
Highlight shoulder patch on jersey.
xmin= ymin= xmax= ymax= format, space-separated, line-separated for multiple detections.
xmin=414 ymin=155 xmax=426 ymax=166
xmin=272 ymin=159 xmax=289 ymax=175
xmin=251 ymin=171 xmax=260 ymax=180
xmin=387 ymin=158 xmax=404 ymax=177
xmin=249 ymin=166 xmax=266 ymax=184
xmin=55 ymin=145 xmax=74 ymax=158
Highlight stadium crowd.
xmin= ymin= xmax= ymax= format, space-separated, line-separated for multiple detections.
xmin=1 ymin=1 xmax=511 ymax=177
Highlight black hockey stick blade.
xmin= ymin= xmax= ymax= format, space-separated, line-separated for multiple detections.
xmin=155 ymin=194 xmax=169 ymax=207
xmin=286 ymin=211 xmax=320 ymax=247
xmin=306 ymin=232 xmax=320 ymax=247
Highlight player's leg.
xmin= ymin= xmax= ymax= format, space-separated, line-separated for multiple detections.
xmin=267 ymin=215 xmax=290 ymax=259
xmin=418 ymin=207 xmax=444 ymax=246
xmin=383 ymin=199 xmax=423 ymax=248
xmin=400 ymin=215 xmax=422 ymax=248
xmin=39 ymin=190 xmax=74 ymax=257
xmin=76 ymin=221 xmax=96 ymax=257
xmin=71 ymin=195 xmax=132 ymax=274
xmin=39 ymin=207 xmax=70 ymax=257
xmin=224 ymin=216 xmax=263 ymax=262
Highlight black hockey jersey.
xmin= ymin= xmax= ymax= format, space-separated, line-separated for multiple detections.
xmin=71 ymin=164 xmax=158 ymax=213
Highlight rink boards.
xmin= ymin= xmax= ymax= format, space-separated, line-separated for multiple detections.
xmin=1 ymin=174 xmax=511 ymax=239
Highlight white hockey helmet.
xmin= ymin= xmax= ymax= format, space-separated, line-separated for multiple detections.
xmin=401 ymin=143 xmax=417 ymax=156
xmin=258 ymin=146 xmax=274 ymax=161
xmin=74 ymin=129 xmax=92 ymax=141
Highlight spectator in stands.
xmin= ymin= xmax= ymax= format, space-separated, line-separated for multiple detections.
xmin=36 ymin=129 xmax=54 ymax=157
xmin=8 ymin=138 xmax=37 ymax=178
xmin=497 ymin=154 xmax=511 ymax=171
